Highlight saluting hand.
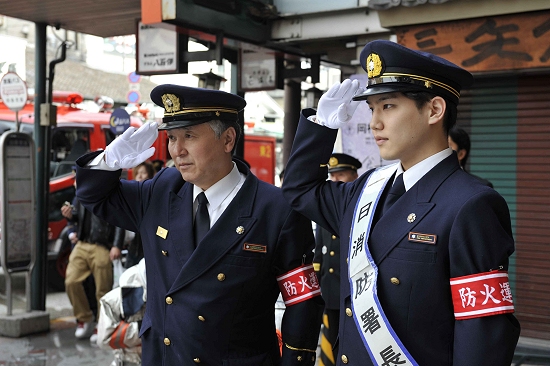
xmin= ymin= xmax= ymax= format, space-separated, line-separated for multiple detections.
xmin=105 ymin=121 xmax=159 ymax=170
xmin=316 ymin=79 xmax=363 ymax=129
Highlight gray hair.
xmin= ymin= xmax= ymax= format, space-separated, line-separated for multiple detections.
xmin=207 ymin=119 xmax=242 ymax=153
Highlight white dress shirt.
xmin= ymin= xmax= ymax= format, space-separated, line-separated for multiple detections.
xmin=193 ymin=162 xmax=246 ymax=227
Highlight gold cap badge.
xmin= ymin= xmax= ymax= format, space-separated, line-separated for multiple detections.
xmin=328 ymin=157 xmax=338 ymax=168
xmin=366 ymin=53 xmax=383 ymax=78
xmin=162 ymin=94 xmax=180 ymax=113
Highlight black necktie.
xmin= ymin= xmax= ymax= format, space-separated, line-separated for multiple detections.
xmin=381 ymin=173 xmax=405 ymax=216
xmin=194 ymin=192 xmax=210 ymax=247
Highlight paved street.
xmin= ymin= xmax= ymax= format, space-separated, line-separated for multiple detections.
xmin=1 ymin=269 xmax=550 ymax=366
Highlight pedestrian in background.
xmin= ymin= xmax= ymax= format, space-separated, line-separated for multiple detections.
xmin=448 ymin=126 xmax=493 ymax=188
xmin=282 ymin=40 xmax=520 ymax=365
xmin=124 ymin=161 xmax=155 ymax=269
xmin=313 ymin=153 xmax=361 ymax=365
xmin=62 ymin=174 xmax=125 ymax=342
xmin=74 ymin=85 xmax=323 ymax=365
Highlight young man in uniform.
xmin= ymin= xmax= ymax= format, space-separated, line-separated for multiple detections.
xmin=313 ymin=153 xmax=361 ymax=365
xmin=74 ymin=85 xmax=323 ymax=366
xmin=282 ymin=40 xmax=520 ymax=365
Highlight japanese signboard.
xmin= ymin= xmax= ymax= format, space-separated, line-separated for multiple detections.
xmin=109 ymin=108 xmax=131 ymax=135
xmin=137 ymin=21 xmax=178 ymax=74
xmin=0 ymin=72 xmax=27 ymax=112
xmin=239 ymin=46 xmax=278 ymax=92
xmin=396 ymin=11 xmax=550 ymax=73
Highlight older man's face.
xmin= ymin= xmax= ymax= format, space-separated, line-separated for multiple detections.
xmin=167 ymin=123 xmax=235 ymax=190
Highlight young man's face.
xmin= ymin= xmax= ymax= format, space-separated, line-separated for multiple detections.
xmin=167 ymin=122 xmax=235 ymax=190
xmin=367 ymin=92 xmax=434 ymax=170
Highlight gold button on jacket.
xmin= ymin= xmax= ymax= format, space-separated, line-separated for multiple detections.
xmin=193 ymin=358 xmax=201 ymax=363
xmin=341 ymin=354 xmax=349 ymax=364
xmin=217 ymin=273 xmax=226 ymax=281
xmin=390 ymin=277 xmax=400 ymax=285
xmin=345 ymin=308 xmax=352 ymax=317
xmin=164 ymin=337 xmax=171 ymax=346
xmin=166 ymin=296 xmax=173 ymax=304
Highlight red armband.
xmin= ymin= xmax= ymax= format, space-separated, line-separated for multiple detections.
xmin=277 ymin=264 xmax=321 ymax=306
xmin=450 ymin=270 xmax=515 ymax=320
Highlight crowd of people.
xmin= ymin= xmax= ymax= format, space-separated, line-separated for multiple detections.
xmin=61 ymin=39 xmax=519 ymax=366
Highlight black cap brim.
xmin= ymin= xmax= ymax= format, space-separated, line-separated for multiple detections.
xmin=158 ymin=117 xmax=213 ymax=130
xmin=353 ymin=83 xmax=434 ymax=102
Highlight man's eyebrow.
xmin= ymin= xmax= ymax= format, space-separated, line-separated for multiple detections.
xmin=368 ymin=93 xmax=398 ymax=105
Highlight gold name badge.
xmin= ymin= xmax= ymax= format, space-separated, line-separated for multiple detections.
xmin=243 ymin=243 xmax=267 ymax=253
xmin=408 ymin=231 xmax=437 ymax=245
xmin=156 ymin=226 xmax=168 ymax=239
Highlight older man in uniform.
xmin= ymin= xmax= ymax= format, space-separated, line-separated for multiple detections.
xmin=75 ymin=85 xmax=323 ymax=366
xmin=282 ymin=40 xmax=520 ymax=365
xmin=313 ymin=153 xmax=361 ymax=365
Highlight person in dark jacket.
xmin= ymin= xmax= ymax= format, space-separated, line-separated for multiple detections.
xmin=313 ymin=153 xmax=361 ymax=365
xmin=62 ymin=184 xmax=125 ymax=341
xmin=74 ymin=85 xmax=323 ymax=366
xmin=448 ymin=126 xmax=493 ymax=188
xmin=282 ymin=40 xmax=520 ymax=365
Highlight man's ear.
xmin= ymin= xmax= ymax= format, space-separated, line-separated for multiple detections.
xmin=428 ymin=96 xmax=446 ymax=125
xmin=223 ymin=127 xmax=237 ymax=153
xmin=457 ymin=148 xmax=467 ymax=162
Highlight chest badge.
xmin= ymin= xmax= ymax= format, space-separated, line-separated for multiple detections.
xmin=407 ymin=213 xmax=416 ymax=223
xmin=156 ymin=226 xmax=168 ymax=239
xmin=243 ymin=243 xmax=267 ymax=253
xmin=408 ymin=231 xmax=437 ymax=245
xmin=236 ymin=226 xmax=245 ymax=235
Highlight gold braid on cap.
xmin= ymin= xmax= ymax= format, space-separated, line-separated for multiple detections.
xmin=163 ymin=106 xmax=239 ymax=117
xmin=369 ymin=73 xmax=460 ymax=99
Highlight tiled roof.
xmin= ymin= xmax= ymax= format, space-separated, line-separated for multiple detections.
xmin=25 ymin=49 xmax=158 ymax=104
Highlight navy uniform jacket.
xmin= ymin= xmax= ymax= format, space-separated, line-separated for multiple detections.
xmin=313 ymin=226 xmax=340 ymax=310
xmin=282 ymin=110 xmax=520 ymax=366
xmin=75 ymin=152 xmax=323 ymax=366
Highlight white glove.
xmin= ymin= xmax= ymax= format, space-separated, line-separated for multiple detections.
xmin=316 ymin=79 xmax=363 ymax=129
xmin=105 ymin=121 xmax=158 ymax=169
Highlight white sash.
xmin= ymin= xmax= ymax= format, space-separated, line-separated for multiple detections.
xmin=348 ymin=163 xmax=418 ymax=366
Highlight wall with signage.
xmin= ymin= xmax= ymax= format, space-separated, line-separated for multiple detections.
xmin=396 ymin=10 xmax=550 ymax=73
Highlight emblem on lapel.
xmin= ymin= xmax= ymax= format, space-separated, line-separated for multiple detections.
xmin=236 ymin=226 xmax=245 ymax=235
xmin=243 ymin=243 xmax=267 ymax=253
xmin=156 ymin=226 xmax=168 ymax=239
xmin=407 ymin=213 xmax=416 ymax=223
